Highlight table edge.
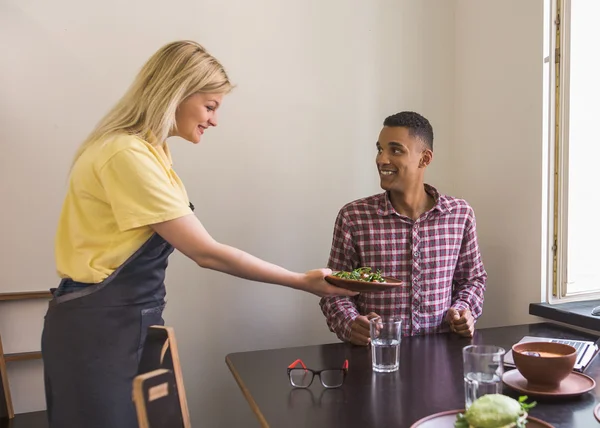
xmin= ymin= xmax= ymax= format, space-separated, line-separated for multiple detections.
xmin=225 ymin=355 xmax=270 ymax=428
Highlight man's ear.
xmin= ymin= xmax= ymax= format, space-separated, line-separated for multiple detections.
xmin=419 ymin=149 xmax=433 ymax=168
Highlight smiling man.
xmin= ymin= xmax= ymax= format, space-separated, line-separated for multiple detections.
xmin=320 ymin=111 xmax=487 ymax=345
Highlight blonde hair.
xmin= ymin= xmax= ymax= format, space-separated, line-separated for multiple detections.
xmin=71 ymin=40 xmax=233 ymax=167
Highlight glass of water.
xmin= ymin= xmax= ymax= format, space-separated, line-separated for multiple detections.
xmin=462 ymin=345 xmax=505 ymax=409
xmin=369 ymin=316 xmax=402 ymax=372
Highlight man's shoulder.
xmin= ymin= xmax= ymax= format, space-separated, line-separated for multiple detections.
xmin=437 ymin=193 xmax=477 ymax=225
xmin=338 ymin=193 xmax=384 ymax=217
xmin=440 ymin=194 xmax=473 ymax=211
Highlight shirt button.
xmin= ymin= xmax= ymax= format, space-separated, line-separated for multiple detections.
xmin=413 ymin=251 xmax=420 ymax=257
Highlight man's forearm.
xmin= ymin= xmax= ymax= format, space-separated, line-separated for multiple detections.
xmin=319 ymin=297 xmax=359 ymax=341
xmin=452 ymin=277 xmax=485 ymax=319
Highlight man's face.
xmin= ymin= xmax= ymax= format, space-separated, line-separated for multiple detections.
xmin=376 ymin=126 xmax=432 ymax=193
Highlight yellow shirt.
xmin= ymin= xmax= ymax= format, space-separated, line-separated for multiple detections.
xmin=55 ymin=134 xmax=192 ymax=283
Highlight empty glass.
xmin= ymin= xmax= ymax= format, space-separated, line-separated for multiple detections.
xmin=462 ymin=345 xmax=505 ymax=409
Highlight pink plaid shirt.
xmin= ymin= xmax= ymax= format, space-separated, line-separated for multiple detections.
xmin=320 ymin=185 xmax=486 ymax=339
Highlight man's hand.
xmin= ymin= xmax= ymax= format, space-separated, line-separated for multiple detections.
xmin=348 ymin=312 xmax=380 ymax=346
xmin=447 ymin=307 xmax=475 ymax=338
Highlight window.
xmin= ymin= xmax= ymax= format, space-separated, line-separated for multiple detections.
xmin=551 ymin=0 xmax=600 ymax=299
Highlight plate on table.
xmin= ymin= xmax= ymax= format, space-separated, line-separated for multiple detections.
xmin=410 ymin=409 xmax=554 ymax=428
xmin=502 ymin=369 xmax=596 ymax=398
xmin=325 ymin=272 xmax=403 ymax=292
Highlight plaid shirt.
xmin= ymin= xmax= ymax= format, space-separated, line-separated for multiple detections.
xmin=320 ymin=185 xmax=486 ymax=339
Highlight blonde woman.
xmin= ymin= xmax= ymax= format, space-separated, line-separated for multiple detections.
xmin=41 ymin=40 xmax=355 ymax=428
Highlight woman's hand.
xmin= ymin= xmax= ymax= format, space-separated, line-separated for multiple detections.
xmin=298 ymin=269 xmax=359 ymax=298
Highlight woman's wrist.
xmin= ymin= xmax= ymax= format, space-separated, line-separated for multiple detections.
xmin=283 ymin=271 xmax=306 ymax=291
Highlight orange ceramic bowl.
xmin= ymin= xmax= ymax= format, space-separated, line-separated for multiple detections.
xmin=512 ymin=342 xmax=577 ymax=388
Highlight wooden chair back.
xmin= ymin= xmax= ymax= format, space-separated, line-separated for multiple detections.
xmin=138 ymin=326 xmax=190 ymax=427
xmin=133 ymin=369 xmax=184 ymax=428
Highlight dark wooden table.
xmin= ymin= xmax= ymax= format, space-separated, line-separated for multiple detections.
xmin=226 ymin=323 xmax=600 ymax=427
xmin=0 ymin=411 xmax=47 ymax=428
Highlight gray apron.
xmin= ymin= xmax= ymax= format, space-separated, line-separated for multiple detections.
xmin=41 ymin=230 xmax=176 ymax=428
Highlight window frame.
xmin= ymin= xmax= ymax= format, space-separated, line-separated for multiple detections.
xmin=548 ymin=0 xmax=600 ymax=302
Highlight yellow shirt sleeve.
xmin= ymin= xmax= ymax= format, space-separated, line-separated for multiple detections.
xmin=99 ymin=145 xmax=192 ymax=231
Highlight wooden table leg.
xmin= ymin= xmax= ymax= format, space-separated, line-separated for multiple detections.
xmin=0 ymin=335 xmax=15 ymax=419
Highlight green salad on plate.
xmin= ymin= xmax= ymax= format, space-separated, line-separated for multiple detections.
xmin=331 ymin=267 xmax=386 ymax=283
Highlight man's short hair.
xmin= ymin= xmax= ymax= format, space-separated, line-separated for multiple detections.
xmin=383 ymin=111 xmax=434 ymax=150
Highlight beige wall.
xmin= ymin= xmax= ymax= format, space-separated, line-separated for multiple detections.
xmin=1 ymin=0 xmax=545 ymax=425
xmin=453 ymin=0 xmax=547 ymax=329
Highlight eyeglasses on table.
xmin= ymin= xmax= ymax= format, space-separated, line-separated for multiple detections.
xmin=287 ymin=358 xmax=349 ymax=389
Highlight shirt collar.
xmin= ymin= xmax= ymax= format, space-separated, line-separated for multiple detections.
xmin=141 ymin=130 xmax=173 ymax=167
xmin=160 ymin=142 xmax=174 ymax=167
xmin=377 ymin=184 xmax=452 ymax=217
